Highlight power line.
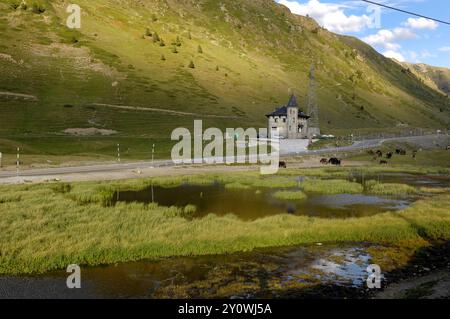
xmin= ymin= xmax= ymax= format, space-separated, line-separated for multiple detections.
xmin=361 ymin=0 xmax=450 ymax=26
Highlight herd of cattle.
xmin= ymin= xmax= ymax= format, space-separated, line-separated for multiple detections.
xmin=277 ymin=145 xmax=449 ymax=169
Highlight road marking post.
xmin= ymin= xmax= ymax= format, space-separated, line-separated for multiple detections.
xmin=16 ymin=147 xmax=20 ymax=178
xmin=151 ymin=143 xmax=155 ymax=168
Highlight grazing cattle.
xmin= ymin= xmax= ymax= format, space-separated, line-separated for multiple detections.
xmin=399 ymin=150 xmax=407 ymax=156
xmin=386 ymin=152 xmax=393 ymax=159
xmin=380 ymin=160 xmax=388 ymax=165
xmin=396 ymin=148 xmax=406 ymax=155
xmin=329 ymin=158 xmax=341 ymax=166
xmin=320 ymin=158 xmax=329 ymax=165
xmin=447 ymin=145 xmax=450 ymax=150
xmin=279 ymin=161 xmax=287 ymax=169
xmin=412 ymin=151 xmax=418 ymax=159
xmin=376 ymin=150 xmax=383 ymax=158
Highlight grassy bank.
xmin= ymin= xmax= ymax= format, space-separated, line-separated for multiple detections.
xmin=0 ymin=168 xmax=449 ymax=275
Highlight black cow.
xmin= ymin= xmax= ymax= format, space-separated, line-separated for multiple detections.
xmin=380 ymin=160 xmax=388 ymax=165
xmin=386 ymin=152 xmax=393 ymax=159
xmin=279 ymin=161 xmax=287 ymax=169
xmin=329 ymin=158 xmax=341 ymax=166
xmin=376 ymin=150 xmax=383 ymax=158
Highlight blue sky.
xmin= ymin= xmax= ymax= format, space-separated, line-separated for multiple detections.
xmin=276 ymin=0 xmax=450 ymax=68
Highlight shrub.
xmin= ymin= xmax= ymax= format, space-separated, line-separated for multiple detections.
xmin=171 ymin=46 xmax=178 ymax=54
xmin=159 ymin=39 xmax=165 ymax=47
xmin=51 ymin=183 xmax=72 ymax=194
xmin=152 ymin=32 xmax=160 ymax=42
xmin=20 ymin=3 xmax=28 ymax=10
xmin=172 ymin=36 xmax=182 ymax=47
xmin=145 ymin=28 xmax=152 ymax=37
xmin=161 ymin=54 xmax=166 ymax=61
xmin=197 ymin=45 xmax=203 ymax=54
xmin=31 ymin=3 xmax=46 ymax=14
xmin=10 ymin=2 xmax=20 ymax=10
xmin=188 ymin=60 xmax=195 ymax=69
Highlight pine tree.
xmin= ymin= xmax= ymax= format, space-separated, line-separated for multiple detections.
xmin=188 ymin=61 xmax=195 ymax=69
xmin=215 ymin=66 xmax=219 ymax=71
xmin=197 ymin=45 xmax=203 ymax=54
xmin=161 ymin=54 xmax=166 ymax=61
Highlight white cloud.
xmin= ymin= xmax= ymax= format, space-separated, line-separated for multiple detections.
xmin=383 ymin=50 xmax=406 ymax=62
xmin=277 ymin=0 xmax=372 ymax=33
xmin=439 ymin=46 xmax=450 ymax=52
xmin=362 ymin=28 xmax=417 ymax=50
xmin=404 ymin=17 xmax=438 ymax=30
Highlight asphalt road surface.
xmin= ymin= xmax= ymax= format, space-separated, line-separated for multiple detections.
xmin=0 ymin=134 xmax=448 ymax=180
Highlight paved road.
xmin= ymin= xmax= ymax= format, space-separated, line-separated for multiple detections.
xmin=0 ymin=134 xmax=448 ymax=179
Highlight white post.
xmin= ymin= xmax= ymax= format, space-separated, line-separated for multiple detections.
xmin=0 ymin=152 xmax=2 ymax=168
xmin=151 ymin=143 xmax=155 ymax=168
xmin=117 ymin=144 xmax=120 ymax=163
xmin=16 ymin=147 xmax=20 ymax=177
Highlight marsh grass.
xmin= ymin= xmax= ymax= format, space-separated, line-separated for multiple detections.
xmin=365 ymin=180 xmax=418 ymax=196
xmin=300 ymin=179 xmax=363 ymax=194
xmin=272 ymin=190 xmax=307 ymax=200
xmin=0 ymin=170 xmax=449 ymax=275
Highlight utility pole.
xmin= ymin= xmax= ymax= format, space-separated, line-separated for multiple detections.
xmin=307 ymin=64 xmax=320 ymax=137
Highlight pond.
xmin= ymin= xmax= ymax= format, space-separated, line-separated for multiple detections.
xmin=1 ymin=174 xmax=448 ymax=299
xmin=0 ymin=244 xmax=375 ymax=299
xmin=114 ymin=183 xmax=412 ymax=220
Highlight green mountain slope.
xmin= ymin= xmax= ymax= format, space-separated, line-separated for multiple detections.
xmin=0 ymin=0 xmax=449 ymax=159
xmin=401 ymin=62 xmax=450 ymax=96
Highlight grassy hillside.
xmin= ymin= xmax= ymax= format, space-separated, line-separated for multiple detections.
xmin=0 ymin=0 xmax=449 ymax=161
xmin=401 ymin=62 xmax=450 ymax=96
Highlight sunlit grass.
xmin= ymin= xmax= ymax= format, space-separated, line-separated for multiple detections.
xmin=272 ymin=190 xmax=307 ymax=200
xmin=300 ymin=179 xmax=363 ymax=194
xmin=0 ymin=170 xmax=449 ymax=275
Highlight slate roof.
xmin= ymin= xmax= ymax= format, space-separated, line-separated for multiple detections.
xmin=266 ymin=94 xmax=310 ymax=119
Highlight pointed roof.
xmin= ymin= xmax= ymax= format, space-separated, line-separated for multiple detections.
xmin=287 ymin=94 xmax=298 ymax=108
xmin=265 ymin=94 xmax=310 ymax=119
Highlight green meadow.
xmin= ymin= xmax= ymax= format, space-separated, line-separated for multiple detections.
xmin=0 ymin=0 xmax=449 ymax=162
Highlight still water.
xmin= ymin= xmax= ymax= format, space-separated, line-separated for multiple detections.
xmin=115 ymin=183 xmax=412 ymax=220
xmin=1 ymin=174 xmax=448 ymax=298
